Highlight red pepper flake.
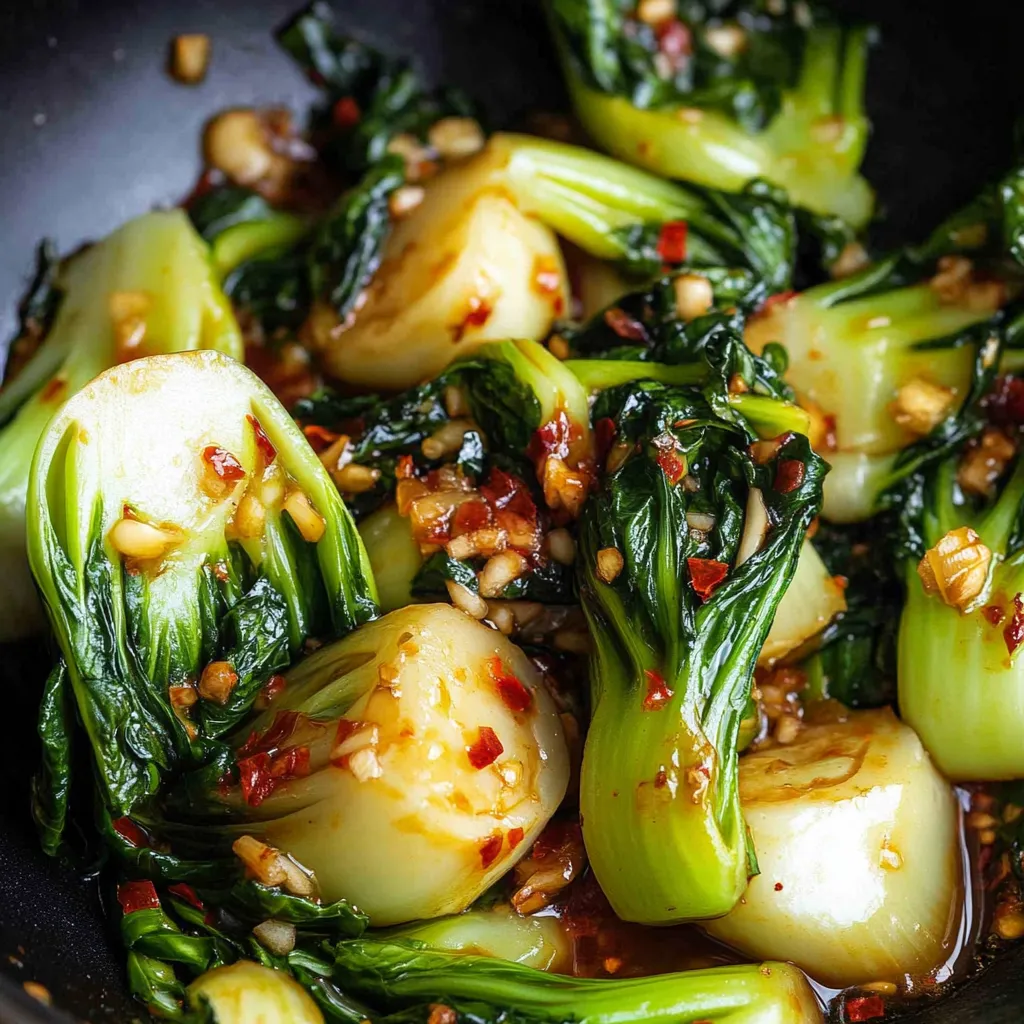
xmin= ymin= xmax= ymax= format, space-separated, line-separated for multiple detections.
xmin=845 ymin=995 xmax=886 ymax=1022
xmin=238 ymin=752 xmax=276 ymax=807
xmin=983 ymin=375 xmax=1024 ymax=426
xmin=984 ymin=604 xmax=1007 ymax=626
xmin=332 ymin=96 xmax=361 ymax=129
xmin=40 ymin=377 xmax=68 ymax=403
xmin=654 ymin=770 xmax=668 ymax=789
xmin=507 ymin=827 xmax=525 ymax=850
xmin=657 ymin=19 xmax=692 ymax=61
xmin=269 ymin=745 xmax=311 ymax=781
xmin=756 ymin=290 xmax=799 ymax=317
xmin=167 ymin=884 xmax=205 ymax=911
xmin=687 ymin=558 xmax=729 ymax=601
xmin=479 ymin=833 xmax=504 ymax=869
xmin=247 ymin=414 xmax=277 ymax=463
xmin=238 ymin=710 xmax=302 ymax=758
xmin=774 ymin=459 xmax=805 ymax=493
xmin=528 ymin=411 xmax=573 ymax=463
xmin=533 ymin=255 xmax=562 ymax=295
xmin=202 ymin=445 xmax=246 ymax=483
xmin=1004 ymin=594 xmax=1024 ymax=657
xmin=256 ymin=674 xmax=287 ymax=709
xmin=302 ymin=424 xmax=340 ymax=452
xmin=822 ymin=414 xmax=838 ymax=452
xmin=604 ymin=307 xmax=647 ymax=342
xmin=774 ymin=882 xmax=784 ymax=892
xmin=655 ymin=449 xmax=686 ymax=485
xmin=481 ymin=468 xmax=537 ymax=524
xmin=396 ymin=454 xmax=416 ymax=479
xmin=116 ymin=880 xmax=160 ymax=915
xmin=111 ymin=817 xmax=150 ymax=848
xmin=453 ymin=499 xmax=492 ymax=535
xmin=467 ymin=726 xmax=504 ymax=769
xmin=656 ymin=221 xmax=688 ymax=264
xmin=642 ymin=669 xmax=674 ymax=711
xmin=595 ymin=417 xmax=617 ymax=463
xmin=488 ymin=657 xmax=533 ymax=713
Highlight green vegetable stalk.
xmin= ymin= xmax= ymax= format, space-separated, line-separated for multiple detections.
xmin=578 ymin=382 xmax=826 ymax=921
xmin=897 ymin=430 xmax=1024 ymax=780
xmin=546 ymin=0 xmax=874 ymax=225
xmin=0 ymin=210 xmax=243 ymax=640
xmin=332 ymin=937 xmax=823 ymax=1024
xmin=27 ymin=351 xmax=376 ymax=828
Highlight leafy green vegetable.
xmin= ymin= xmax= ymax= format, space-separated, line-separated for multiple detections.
xmin=277 ymin=1 xmax=476 ymax=175
xmin=547 ymin=0 xmax=874 ymax=225
xmin=0 ymin=211 xmax=243 ymax=642
xmin=331 ymin=937 xmax=823 ymax=1024
xmin=578 ymin=382 xmax=826 ymax=921
xmin=31 ymin=661 xmax=75 ymax=857
xmin=27 ymin=351 xmax=376 ymax=829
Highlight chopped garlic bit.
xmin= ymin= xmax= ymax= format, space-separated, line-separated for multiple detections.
xmin=673 ymin=273 xmax=714 ymax=322
xmin=917 ymin=526 xmax=991 ymax=610
xmin=170 ymin=34 xmax=211 ymax=84
xmin=596 ymin=547 xmax=625 ymax=584
xmin=446 ymin=579 xmax=489 ymax=620
xmin=889 ymin=377 xmax=955 ymax=437
xmin=109 ymin=516 xmax=182 ymax=561
xmin=479 ymin=550 xmax=528 ymax=598
xmin=253 ymin=918 xmax=296 ymax=955
xmin=427 ymin=117 xmax=485 ymax=161
xmin=957 ymin=428 xmax=1016 ymax=497
xmin=283 ymin=489 xmax=326 ymax=543
xmin=232 ymin=835 xmax=317 ymax=896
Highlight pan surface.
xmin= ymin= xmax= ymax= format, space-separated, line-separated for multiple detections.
xmin=1 ymin=0 xmax=1024 ymax=1020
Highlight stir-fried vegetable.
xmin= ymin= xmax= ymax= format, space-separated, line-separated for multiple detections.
xmin=896 ymin=393 xmax=1024 ymax=779
xmin=704 ymin=709 xmax=962 ymax=987
xmin=0 ymin=212 xmax=242 ymax=641
xmin=746 ymin=165 xmax=1024 ymax=522
xmin=578 ymin=381 xmax=826 ymax=922
xmin=546 ymin=0 xmax=874 ymax=225
xmin=332 ymin=937 xmax=823 ymax=1024
xmin=163 ymin=603 xmax=569 ymax=926
xmin=28 ymin=351 xmax=376 ymax=837
xmin=189 ymin=961 xmax=325 ymax=1024
xmin=311 ymin=133 xmax=794 ymax=388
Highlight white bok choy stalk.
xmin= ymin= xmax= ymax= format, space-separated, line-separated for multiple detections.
xmin=188 ymin=961 xmax=324 ymax=1024
xmin=0 ymin=210 xmax=242 ymax=641
xmin=168 ymin=603 xmax=569 ymax=927
xmin=704 ymin=709 xmax=962 ymax=987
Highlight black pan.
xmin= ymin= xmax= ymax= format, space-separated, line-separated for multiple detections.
xmin=1 ymin=1 xmax=1024 ymax=1020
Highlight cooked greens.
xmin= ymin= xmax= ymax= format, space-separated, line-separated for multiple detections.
xmin=546 ymin=0 xmax=874 ymax=224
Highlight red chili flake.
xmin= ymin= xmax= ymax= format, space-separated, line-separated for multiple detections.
xmin=247 ymin=414 xmax=277 ymax=463
xmin=656 ymin=449 xmax=687 ymax=485
xmin=505 ymin=828 xmax=524 ymax=852
xmin=40 ymin=377 xmax=68 ymax=403
xmin=269 ymin=746 xmax=311 ymax=781
xmin=481 ymin=468 xmax=537 ymax=524
xmin=774 ymin=882 xmax=784 ymax=892
xmin=755 ymin=290 xmax=799 ymax=317
xmin=822 ymin=414 xmax=838 ymax=452
xmin=688 ymin=558 xmax=729 ymax=601
xmin=302 ymin=424 xmax=340 ymax=452
xmin=642 ymin=669 xmax=674 ymax=711
xmin=983 ymin=375 xmax=1024 ymax=426
xmin=528 ymin=411 xmax=573 ymax=463
xmin=256 ymin=674 xmax=287 ymax=709
xmin=774 ymin=459 xmax=805 ymax=493
xmin=238 ymin=710 xmax=302 ymax=758
xmin=603 ymin=307 xmax=647 ymax=342
xmin=116 ymin=880 xmax=160 ymax=915
xmin=479 ymin=833 xmax=504 ymax=869
xmin=656 ymin=221 xmax=688 ymax=264
xmin=453 ymin=499 xmax=492 ymax=535
xmin=396 ymin=454 xmax=415 ymax=479
xmin=238 ymin=753 xmax=276 ymax=807
xmin=657 ymin=19 xmax=692 ymax=61
xmin=332 ymin=96 xmax=361 ymax=129
xmin=167 ymin=884 xmax=205 ymax=911
xmin=984 ymin=604 xmax=1007 ymax=626
xmin=595 ymin=417 xmax=617 ymax=463
xmin=111 ymin=817 xmax=149 ymax=848
xmin=453 ymin=296 xmax=493 ymax=340
xmin=467 ymin=726 xmax=505 ymax=769
xmin=1004 ymin=594 xmax=1024 ymax=656
xmin=845 ymin=995 xmax=886 ymax=1022
xmin=202 ymin=445 xmax=246 ymax=482
xmin=488 ymin=657 xmax=533 ymax=713
xmin=654 ymin=770 xmax=668 ymax=789
xmin=533 ymin=255 xmax=562 ymax=295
